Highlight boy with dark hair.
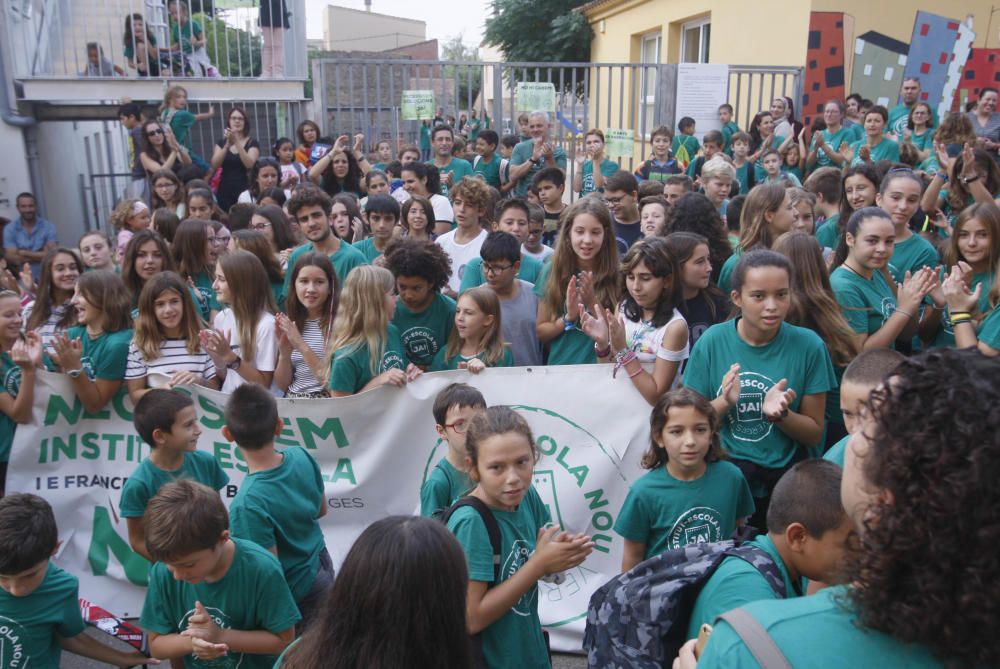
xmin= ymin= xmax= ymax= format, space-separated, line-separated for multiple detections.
xmin=284 ymin=187 xmax=368 ymax=294
xmin=522 ymin=202 xmax=554 ymax=263
xmin=0 ymin=493 xmax=153 ymax=668
xmin=604 ymin=170 xmax=642 ymax=251
xmin=459 ymin=198 xmax=543 ymax=291
xmin=223 ymin=384 xmax=330 ymax=630
xmin=687 ymin=130 xmax=725 ymax=182
xmin=498 ymin=134 xmax=520 ymax=194
xmin=805 ymin=166 xmax=844 ymax=248
xmin=718 ymin=103 xmax=741 ymax=155
xmin=437 ymin=177 xmax=490 ymax=296
xmin=141 ymin=479 xmax=300 ymax=666
xmin=227 ymin=202 xmax=256 ymax=231
xmin=355 ymin=194 xmax=400 ymax=262
xmin=635 ymin=125 xmax=681 ymax=183
xmin=823 ymin=348 xmax=905 ymax=466
xmin=472 ymin=129 xmax=502 ymax=188
xmin=479 ymin=231 xmax=544 ymax=366
xmin=672 ymin=117 xmax=700 ymax=170
xmin=725 ymin=194 xmax=746 ymax=248
xmin=686 ymin=460 xmax=852 ymax=637
xmin=638 ymin=180 xmax=666 ymax=199
xmin=730 ymin=131 xmax=755 ymax=195
xmin=663 ymin=174 xmax=694 ymax=206
xmin=532 ymin=166 xmax=567 ymax=247
xmin=119 ymin=102 xmax=147 ymax=199
xmin=384 ymin=238 xmax=456 ymax=369
xmin=121 ymin=388 xmax=228 ymax=561
xmin=420 ymin=383 xmax=487 ymax=516
xmin=428 ymin=124 xmax=473 ymax=198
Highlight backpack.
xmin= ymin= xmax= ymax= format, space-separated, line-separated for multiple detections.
xmin=583 ymin=539 xmax=786 ymax=669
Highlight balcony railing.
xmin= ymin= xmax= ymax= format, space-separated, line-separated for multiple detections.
xmin=3 ymin=0 xmax=307 ymax=82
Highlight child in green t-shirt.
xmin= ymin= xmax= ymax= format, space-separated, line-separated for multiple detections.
xmin=672 ymin=117 xmax=700 ymax=172
xmin=140 ymin=479 xmax=300 ymax=667
xmin=223 ymin=384 xmax=331 ymax=631
xmin=0 ymin=494 xmax=154 ymax=668
xmin=532 ymin=167 xmax=567 ymax=246
xmin=615 ymin=389 xmax=754 ymax=571
xmin=120 ymin=389 xmax=229 ymax=561
xmin=431 ymin=287 xmax=514 ymax=371
xmin=419 ymin=383 xmax=486 ymax=516
xmin=167 ymin=0 xmax=205 ymax=55
xmin=352 ymin=194 xmax=400 ymax=263
xmin=686 ymin=460 xmax=852 ymax=638
xmin=446 ymin=407 xmax=594 ymax=669
xmin=473 ymin=129 xmax=502 ymax=189
xmin=384 ymin=238 xmax=456 ymax=368
xmin=573 ymin=129 xmax=620 ymax=197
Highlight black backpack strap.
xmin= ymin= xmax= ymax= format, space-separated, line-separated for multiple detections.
xmin=717 ymin=608 xmax=792 ymax=669
xmin=443 ymin=496 xmax=502 ymax=586
xmin=723 ymin=545 xmax=792 ymax=598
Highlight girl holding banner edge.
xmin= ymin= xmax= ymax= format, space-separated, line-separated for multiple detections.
xmin=0 ymin=291 xmax=41 ymax=496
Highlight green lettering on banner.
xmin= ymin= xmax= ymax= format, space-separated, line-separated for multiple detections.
xmin=198 ymin=395 xmax=225 ymax=429
xmin=583 ymin=488 xmax=609 ymax=510
xmin=87 ymin=506 xmax=150 ymax=586
xmin=536 ymin=435 xmax=558 ymax=456
xmin=44 ymin=394 xmax=109 ymax=426
xmin=299 ymin=417 xmax=349 ymax=450
xmin=323 ymin=458 xmax=356 ymax=485
xmin=556 ymin=446 xmax=589 ymax=487
xmin=213 ymin=441 xmax=247 ymax=473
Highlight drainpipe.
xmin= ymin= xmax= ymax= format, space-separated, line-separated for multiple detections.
xmin=0 ymin=45 xmax=46 ymax=217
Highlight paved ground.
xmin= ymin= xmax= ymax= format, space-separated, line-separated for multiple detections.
xmin=63 ymin=626 xmax=588 ymax=667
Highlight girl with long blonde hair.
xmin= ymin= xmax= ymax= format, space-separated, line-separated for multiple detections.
xmin=431 ymin=286 xmax=511 ymax=371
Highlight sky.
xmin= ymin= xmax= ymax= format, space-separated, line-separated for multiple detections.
xmin=304 ymin=0 xmax=493 ymax=49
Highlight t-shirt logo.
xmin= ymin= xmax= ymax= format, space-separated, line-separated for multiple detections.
xmin=721 ymin=371 xmax=776 ymax=443
xmin=879 ymin=297 xmax=896 ymax=324
xmin=3 ymin=365 xmax=21 ymax=397
xmin=380 ymin=349 xmax=405 ymax=373
xmin=890 ymin=115 xmax=908 ymax=138
xmin=401 ymin=327 xmax=438 ymax=364
xmin=81 ymin=355 xmax=96 ymax=381
xmin=667 ymin=506 xmax=723 ymax=549
xmin=504 ymin=539 xmax=536 ymax=616
xmin=179 ymin=607 xmax=241 ymax=668
xmin=0 ymin=616 xmax=30 ymax=668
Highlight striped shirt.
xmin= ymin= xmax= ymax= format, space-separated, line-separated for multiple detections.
xmin=23 ymin=300 xmax=72 ymax=349
xmin=124 ymin=337 xmax=216 ymax=387
xmin=288 ymin=318 xmax=327 ymax=395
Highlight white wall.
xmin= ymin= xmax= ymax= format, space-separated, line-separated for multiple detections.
xmin=0 ymin=124 xmax=31 ymax=221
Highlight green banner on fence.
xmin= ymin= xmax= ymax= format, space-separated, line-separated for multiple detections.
xmin=516 ymin=82 xmax=556 ymax=112
xmin=401 ymin=90 xmax=435 ymax=120
xmin=604 ymin=129 xmax=635 ymax=158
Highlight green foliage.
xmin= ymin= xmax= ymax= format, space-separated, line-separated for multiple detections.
xmin=441 ymin=36 xmax=482 ymax=109
xmin=199 ymin=13 xmax=260 ymax=77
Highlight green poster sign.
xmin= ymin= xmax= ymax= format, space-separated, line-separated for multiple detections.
xmin=401 ymin=90 xmax=435 ymax=120
xmin=516 ymin=82 xmax=556 ymax=112
xmin=604 ymin=129 xmax=634 ymax=158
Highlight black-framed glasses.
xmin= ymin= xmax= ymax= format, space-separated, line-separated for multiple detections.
xmin=603 ymin=195 xmax=625 ymax=205
xmin=483 ymin=262 xmax=514 ymax=275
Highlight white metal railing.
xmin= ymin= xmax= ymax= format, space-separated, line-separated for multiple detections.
xmin=3 ymin=0 xmax=307 ymax=81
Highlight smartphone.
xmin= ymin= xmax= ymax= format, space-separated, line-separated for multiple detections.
xmin=694 ymin=623 xmax=712 ymax=658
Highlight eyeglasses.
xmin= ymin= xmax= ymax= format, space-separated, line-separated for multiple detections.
xmin=147 ymin=129 xmax=164 ymax=136
xmin=250 ymin=221 xmax=272 ymax=230
xmin=444 ymin=419 xmax=470 ymax=433
xmin=482 ymin=262 xmax=514 ymax=275
xmin=155 ymin=183 xmax=176 ymax=190
xmin=603 ymin=195 xmax=625 ymax=205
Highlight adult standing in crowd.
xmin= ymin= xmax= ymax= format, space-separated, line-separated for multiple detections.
xmin=968 ymin=87 xmax=1000 ymax=162
xmin=509 ymin=111 xmax=567 ymax=198
xmin=4 ymin=193 xmax=57 ymax=282
xmin=118 ymin=102 xmax=147 ymax=200
xmin=888 ymin=77 xmax=938 ymax=138
xmin=210 ymin=106 xmax=260 ymax=211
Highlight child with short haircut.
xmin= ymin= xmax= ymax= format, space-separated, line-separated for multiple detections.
xmin=762 ymin=149 xmax=801 ymax=187
xmin=686 ymin=460 xmax=852 ymax=637
xmin=635 ymin=125 xmax=682 ymax=183
xmin=140 ymin=479 xmax=300 ymax=666
xmin=730 ymin=132 xmax=756 ymax=195
xmin=615 ymin=389 xmax=754 ymax=572
xmin=638 ymin=180 xmax=665 ymax=200
xmin=120 ymin=388 xmax=228 ymax=561
xmin=823 ymin=348 xmax=904 ymax=466
xmin=687 ymin=130 xmax=725 ymax=182
xmin=385 ymin=238 xmax=456 ymax=368
xmin=672 ymin=117 xmax=700 ymax=171
xmin=472 ymin=129 xmax=502 ymax=188
xmin=718 ymin=103 xmax=741 ymax=154
xmin=354 ymin=194 xmax=400 ymax=263
xmin=604 ymin=170 xmax=642 ymax=251
xmin=532 ymin=166 xmax=567 ymax=247
xmin=480 ymin=231 xmax=544 ymax=366
xmin=420 ymin=382 xmax=487 ymax=516
xmin=0 ymin=493 xmax=155 ymax=668
xmin=522 ymin=202 xmax=554 ymax=263
xmin=498 ymin=134 xmax=520 ymax=194
xmin=460 ymin=198 xmax=544 ymax=291
xmin=639 ymin=195 xmax=670 ymax=238
xmin=700 ymin=157 xmax=736 ymax=216
xmin=436 ymin=177 xmax=490 ymax=296
xmin=223 ymin=384 xmax=331 ymax=629
xmin=663 ymin=174 xmax=694 ymax=206
xmin=804 ymin=166 xmax=843 ymax=232
xmin=573 ymin=128 xmax=620 ymax=196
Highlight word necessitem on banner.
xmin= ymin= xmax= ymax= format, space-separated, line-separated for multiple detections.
xmin=7 ymin=367 xmax=651 ymax=652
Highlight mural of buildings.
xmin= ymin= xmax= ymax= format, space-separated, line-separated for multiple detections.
xmin=900 ymin=12 xmax=963 ymax=108
xmin=852 ymin=31 xmax=908 ymax=107
xmin=802 ymin=12 xmax=854 ymax=126
xmin=939 ymin=21 xmax=977 ymax=117
xmin=953 ymin=48 xmax=1000 ymax=110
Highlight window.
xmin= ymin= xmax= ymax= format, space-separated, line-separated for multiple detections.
xmin=639 ymin=32 xmax=662 ymax=135
xmin=681 ymin=18 xmax=710 ymax=63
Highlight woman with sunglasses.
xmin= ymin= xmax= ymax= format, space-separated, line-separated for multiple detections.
xmin=139 ymin=120 xmax=191 ymax=180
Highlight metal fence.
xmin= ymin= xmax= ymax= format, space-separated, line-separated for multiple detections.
xmin=312 ymin=59 xmax=802 ymax=175
xmin=2 ymin=0 xmax=308 ymax=80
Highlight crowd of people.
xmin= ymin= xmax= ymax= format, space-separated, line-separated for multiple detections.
xmin=0 ymin=74 xmax=998 ymax=668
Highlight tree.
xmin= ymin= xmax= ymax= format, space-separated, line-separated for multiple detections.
xmin=199 ymin=12 xmax=260 ymax=77
xmin=441 ymin=36 xmax=482 ymax=110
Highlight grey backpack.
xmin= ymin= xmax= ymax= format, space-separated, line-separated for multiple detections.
xmin=583 ymin=539 xmax=787 ymax=668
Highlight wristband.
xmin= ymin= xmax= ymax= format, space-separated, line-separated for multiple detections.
xmin=594 ymin=342 xmax=611 ymax=358
xmin=948 ymin=312 xmax=972 ymax=321
xmin=950 ymin=317 xmax=972 ymax=326
xmin=563 ymin=318 xmax=576 ymax=332
xmin=612 ymin=349 xmax=637 ymax=378
xmin=935 ymin=171 xmax=948 ymax=182
xmin=894 ymin=308 xmax=914 ymax=320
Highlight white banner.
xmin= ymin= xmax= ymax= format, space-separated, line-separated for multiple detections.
xmin=7 ymin=367 xmax=651 ymax=652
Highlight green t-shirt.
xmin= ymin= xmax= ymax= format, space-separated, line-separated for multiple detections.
xmin=682 ymin=320 xmax=837 ymax=470
xmin=0 ymin=562 xmax=85 ymax=669
xmin=717 ymin=249 xmax=742 ymax=295
xmin=473 ymin=154 xmax=502 ymax=188
xmin=391 ymin=293 xmax=455 ymax=368
xmin=888 ymin=103 xmax=939 ymax=138
xmin=420 ymin=457 xmax=475 ymax=517
xmin=823 ymin=434 xmax=849 ymax=467
xmin=976 ymin=304 xmax=1000 ymax=350
xmin=140 ymin=538 xmax=301 ymax=669
xmin=0 ymin=352 xmax=21 ymax=462
xmin=459 ymin=254 xmax=543 ymax=293
xmin=887 ymin=233 xmax=939 ymax=284
xmin=431 ymin=157 xmax=474 ymax=198
xmin=119 ymin=450 xmax=230 ymax=518
xmin=614 ymin=462 xmax=754 ymax=559
xmin=754 ymin=135 xmax=785 ymax=180
xmin=161 ymin=108 xmax=197 ymax=151
xmin=687 ymin=534 xmax=798 ymax=639
xmin=419 ymin=124 xmax=431 ymax=150
xmin=533 ymin=263 xmax=598 ymax=365
xmin=350 ymin=237 xmax=387 ymax=264
xmin=697 ymin=585 xmax=941 ymax=668
xmin=810 ymin=126 xmax=854 ymax=168
xmin=283 ymin=240 xmax=368 ymax=299
xmin=815 ymin=216 xmax=841 ymax=249
xmin=721 ymin=121 xmax=740 ymax=154
xmin=929 ymin=271 xmax=994 ymax=348
xmin=430 ymin=346 xmax=514 ymax=371
xmin=579 ymin=158 xmax=620 ymax=196
xmin=849 ymin=137 xmax=901 ymax=167
xmin=734 ymin=162 xmax=753 ymax=195
xmin=510 ymin=139 xmax=568 ymax=197
xmin=271 ymin=279 xmax=286 ymax=314
xmin=830 ymin=266 xmax=897 ymax=336
xmin=191 ymin=270 xmax=221 ymax=316
xmin=67 ymin=326 xmax=132 ymax=381
xmin=229 ymin=446 xmax=325 ymax=602
xmin=447 ymin=488 xmax=551 ymax=669
xmin=327 ymin=324 xmax=407 ymax=394
xmin=170 ymin=18 xmax=203 ymax=55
